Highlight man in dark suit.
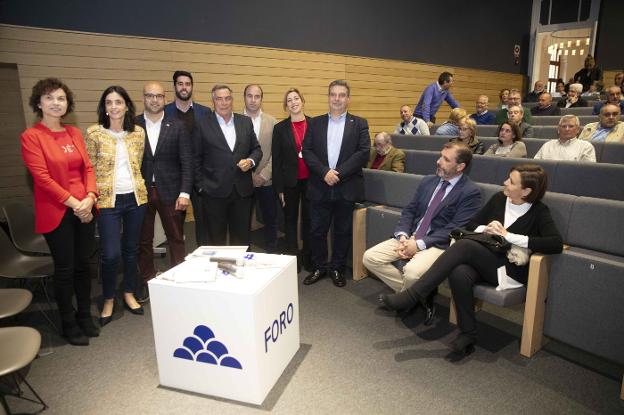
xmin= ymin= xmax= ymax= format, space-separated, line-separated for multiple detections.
xmin=136 ymin=81 xmax=193 ymax=302
xmin=164 ymin=70 xmax=212 ymax=246
xmin=192 ymin=84 xmax=262 ymax=246
xmin=362 ymin=142 xmax=481 ymax=321
xmin=302 ymin=80 xmax=370 ymax=287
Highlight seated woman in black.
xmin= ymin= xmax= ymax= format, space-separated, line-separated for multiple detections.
xmin=379 ymin=164 xmax=563 ymax=357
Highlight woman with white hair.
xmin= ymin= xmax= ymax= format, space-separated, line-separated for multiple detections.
xmin=557 ymin=83 xmax=588 ymax=108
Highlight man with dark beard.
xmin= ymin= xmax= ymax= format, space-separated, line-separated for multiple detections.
xmin=164 ymin=70 xmax=212 ymax=246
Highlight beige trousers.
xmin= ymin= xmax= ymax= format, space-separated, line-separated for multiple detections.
xmin=362 ymin=238 xmax=444 ymax=292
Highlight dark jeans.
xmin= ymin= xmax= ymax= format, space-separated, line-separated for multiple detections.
xmin=138 ymin=187 xmax=186 ymax=285
xmin=255 ymin=185 xmax=279 ymax=252
xmin=409 ymin=239 xmax=505 ymax=336
xmin=202 ymin=189 xmax=252 ymax=246
xmin=43 ymin=209 xmax=95 ymax=322
xmin=309 ymin=190 xmax=354 ymax=272
xmin=98 ymin=193 xmax=147 ymax=300
xmin=282 ymin=179 xmax=309 ymax=255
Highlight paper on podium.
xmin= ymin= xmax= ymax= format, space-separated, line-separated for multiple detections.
xmin=185 ymin=246 xmax=249 ymax=261
xmin=171 ymin=260 xmax=218 ymax=283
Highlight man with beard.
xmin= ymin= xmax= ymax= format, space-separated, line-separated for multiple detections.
xmin=136 ymin=82 xmax=192 ymax=302
xmin=362 ymin=142 xmax=481 ymax=323
xmin=164 ymin=70 xmax=212 ymax=246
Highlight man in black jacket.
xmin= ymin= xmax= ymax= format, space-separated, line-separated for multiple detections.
xmin=136 ymin=81 xmax=193 ymax=302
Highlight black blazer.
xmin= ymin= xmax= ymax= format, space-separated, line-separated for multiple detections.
xmin=271 ymin=115 xmax=312 ymax=194
xmin=136 ymin=114 xmax=192 ymax=204
xmin=192 ymin=112 xmax=262 ymax=198
xmin=466 ymin=192 xmax=563 ymax=283
xmin=301 ymin=113 xmax=370 ymax=202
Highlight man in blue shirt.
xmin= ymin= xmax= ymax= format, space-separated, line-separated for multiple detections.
xmin=414 ymin=72 xmax=460 ymax=128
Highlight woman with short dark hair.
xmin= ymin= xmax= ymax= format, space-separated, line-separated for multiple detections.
xmin=86 ymin=86 xmax=147 ymax=326
xmin=21 ymin=78 xmax=99 ymax=345
xmin=380 ymin=164 xmax=562 ymax=358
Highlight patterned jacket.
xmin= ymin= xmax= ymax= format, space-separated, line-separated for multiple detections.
xmin=85 ymin=124 xmax=147 ymax=208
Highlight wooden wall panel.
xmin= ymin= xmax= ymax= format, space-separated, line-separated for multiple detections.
xmin=1 ymin=23 xmax=523 ymax=137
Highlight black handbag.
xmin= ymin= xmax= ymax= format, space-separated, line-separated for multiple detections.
xmin=449 ymin=228 xmax=511 ymax=254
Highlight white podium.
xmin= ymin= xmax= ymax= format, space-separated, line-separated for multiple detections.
xmin=149 ymin=253 xmax=300 ymax=405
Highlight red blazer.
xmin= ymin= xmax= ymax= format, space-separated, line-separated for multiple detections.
xmin=21 ymin=123 xmax=97 ymax=234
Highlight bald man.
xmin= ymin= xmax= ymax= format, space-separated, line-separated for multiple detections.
xmin=136 ymin=81 xmax=193 ymax=302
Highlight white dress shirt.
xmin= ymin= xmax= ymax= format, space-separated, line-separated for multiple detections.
xmin=327 ymin=112 xmax=346 ymax=169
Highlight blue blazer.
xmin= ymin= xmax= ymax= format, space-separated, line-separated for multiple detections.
xmin=394 ymin=174 xmax=482 ymax=249
xmin=302 ymin=113 xmax=370 ymax=202
xmin=164 ymin=101 xmax=212 ymax=120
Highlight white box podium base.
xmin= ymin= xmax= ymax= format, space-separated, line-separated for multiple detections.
xmin=149 ymin=253 xmax=300 ymax=405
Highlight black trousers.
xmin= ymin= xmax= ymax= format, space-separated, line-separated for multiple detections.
xmin=43 ymin=209 xmax=95 ymax=323
xmin=202 ymin=189 xmax=252 ymax=246
xmin=191 ymin=190 xmax=208 ymax=246
xmin=308 ymin=190 xmax=354 ymax=272
xmin=282 ymin=179 xmax=309 ymax=255
xmin=409 ymin=239 xmax=506 ymax=336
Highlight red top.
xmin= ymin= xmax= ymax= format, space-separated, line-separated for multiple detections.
xmin=370 ymin=154 xmax=386 ymax=170
xmin=291 ymin=119 xmax=309 ymax=180
xmin=50 ymin=130 xmax=87 ymax=201
xmin=21 ymin=123 xmax=97 ymax=234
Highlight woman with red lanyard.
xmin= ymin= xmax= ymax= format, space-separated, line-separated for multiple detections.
xmin=271 ymin=88 xmax=312 ymax=272
xmin=20 ymin=78 xmax=99 ymax=346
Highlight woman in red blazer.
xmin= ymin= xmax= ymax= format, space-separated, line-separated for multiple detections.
xmin=21 ymin=78 xmax=99 ymax=346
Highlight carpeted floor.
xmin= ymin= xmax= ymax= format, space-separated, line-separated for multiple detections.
xmin=2 ymin=225 xmax=623 ymax=415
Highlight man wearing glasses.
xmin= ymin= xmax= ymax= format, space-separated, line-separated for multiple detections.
xmin=192 ymin=85 xmax=262 ymax=246
xmin=136 ymin=81 xmax=193 ymax=302
xmin=580 ymin=103 xmax=624 ymax=143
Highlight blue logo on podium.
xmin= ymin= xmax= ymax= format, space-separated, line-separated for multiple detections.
xmin=173 ymin=325 xmax=242 ymax=370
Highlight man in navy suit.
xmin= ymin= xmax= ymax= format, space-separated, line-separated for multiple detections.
xmin=192 ymin=84 xmax=262 ymax=246
xmin=136 ymin=81 xmax=193 ymax=302
xmin=363 ymin=142 xmax=481 ymax=318
xmin=164 ymin=70 xmax=212 ymax=246
xmin=302 ymin=80 xmax=370 ymax=287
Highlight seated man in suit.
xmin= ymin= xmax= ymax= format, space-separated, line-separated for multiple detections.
xmin=362 ymin=142 xmax=481 ymax=321
xmin=557 ymin=83 xmax=587 ymax=109
xmin=192 ymin=84 xmax=262 ymax=246
xmin=508 ymin=105 xmax=534 ymax=138
xmin=136 ymin=81 xmax=193 ymax=302
xmin=367 ymin=132 xmax=405 ymax=172
xmin=302 ymin=79 xmax=370 ymax=288
xmin=530 ymin=92 xmax=561 ymax=116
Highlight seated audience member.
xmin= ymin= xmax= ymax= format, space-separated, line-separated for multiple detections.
xmin=592 ymin=86 xmax=624 ymax=115
xmin=557 ymin=83 xmax=587 ymax=108
xmin=367 ymin=132 xmax=405 ymax=172
xmin=498 ymin=88 xmax=510 ymax=110
xmin=574 ymin=55 xmax=602 ymax=92
xmin=379 ymin=164 xmax=563 ymax=359
xmin=362 ymin=142 xmax=481 ymax=300
xmin=525 ymin=80 xmax=545 ymax=103
xmin=496 ymin=89 xmax=531 ymax=124
xmin=552 ymin=80 xmax=566 ymax=98
xmin=534 ymin=115 xmax=596 ymax=162
xmin=451 ymin=118 xmax=484 ymax=154
xmin=579 ymin=103 xmax=624 ymax=143
xmin=469 ymin=95 xmax=496 ymax=125
xmin=615 ymin=72 xmax=624 ymax=90
xmin=484 ymin=122 xmax=527 ymax=158
xmin=530 ymin=92 xmax=561 ymax=116
xmin=581 ymin=81 xmax=602 ymax=99
xmin=508 ymin=105 xmax=533 ymax=138
xmin=435 ymin=108 xmax=467 ymax=136
xmin=396 ymin=104 xmax=430 ymax=135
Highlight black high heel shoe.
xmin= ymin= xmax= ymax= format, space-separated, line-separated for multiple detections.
xmin=99 ymin=299 xmax=115 ymax=327
xmin=124 ymin=302 xmax=144 ymax=315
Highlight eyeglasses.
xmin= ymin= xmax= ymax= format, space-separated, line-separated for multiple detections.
xmin=144 ymin=94 xmax=165 ymax=100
